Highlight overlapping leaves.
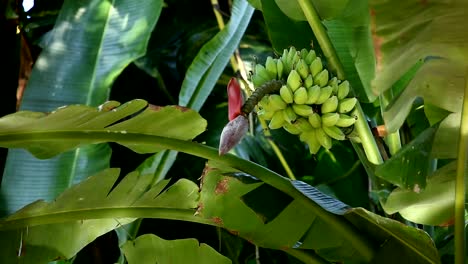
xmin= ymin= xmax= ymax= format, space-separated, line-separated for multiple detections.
xmin=0 ymin=100 xmax=207 ymax=159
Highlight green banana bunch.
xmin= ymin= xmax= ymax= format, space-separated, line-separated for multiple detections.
xmin=251 ymin=47 xmax=360 ymax=154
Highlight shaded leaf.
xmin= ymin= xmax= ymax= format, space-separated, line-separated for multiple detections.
xmin=0 ymin=168 xmax=200 ymax=262
xmin=293 ymin=179 xmax=440 ymax=263
xmin=375 ymin=125 xmax=439 ymax=190
xmin=179 ymin=0 xmax=254 ymax=111
xmin=324 ymin=0 xmax=376 ymax=102
xmin=122 ymin=234 xmax=231 ymax=264
xmin=382 ymin=161 xmax=456 ymax=225
xmin=0 ymin=100 xmax=207 ymax=159
xmin=345 ymin=208 xmax=440 ymax=264
xmin=260 ymin=0 xmax=315 ymax=53
xmin=275 ymin=0 xmax=349 ymax=21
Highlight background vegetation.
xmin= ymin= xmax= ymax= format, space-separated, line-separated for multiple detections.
xmin=0 ymin=0 xmax=466 ymax=263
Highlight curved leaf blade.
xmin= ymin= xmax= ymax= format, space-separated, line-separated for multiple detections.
xmin=179 ymin=0 xmax=254 ymax=111
xmin=0 ymin=168 xmax=200 ymax=263
xmin=122 ymin=234 xmax=231 ymax=264
xmin=198 ymin=164 xmax=362 ymax=262
xmin=382 ymin=161 xmax=456 ymax=225
xmin=345 ymin=208 xmax=440 ymax=264
xmin=375 ymin=125 xmax=439 ymax=190
xmin=0 ymin=100 xmax=207 ymax=158
xmin=370 ymin=0 xmax=468 ymax=158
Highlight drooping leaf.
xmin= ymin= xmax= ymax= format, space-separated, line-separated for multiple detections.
xmin=294 ymin=180 xmax=440 ymax=263
xmin=370 ymin=0 xmax=468 ymax=158
xmin=345 ymin=208 xmax=440 ymax=264
xmin=0 ymin=168 xmax=201 ymax=262
xmin=198 ymin=161 xmax=440 ymax=263
xmin=375 ymin=125 xmax=439 ymax=190
xmin=0 ymin=100 xmax=207 ymax=159
xmin=179 ymin=0 xmax=254 ymax=111
xmin=122 ymin=234 xmax=231 ymax=264
xmin=1 ymin=0 xmax=164 ymax=214
xmin=382 ymin=161 xmax=456 ymax=226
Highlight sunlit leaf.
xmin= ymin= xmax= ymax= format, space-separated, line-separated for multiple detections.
xmin=375 ymin=125 xmax=439 ymax=190
xmin=0 ymin=100 xmax=207 ymax=159
xmin=1 ymin=0 xmax=164 ymax=215
xmin=122 ymin=234 xmax=231 ymax=264
xmin=382 ymin=161 xmax=456 ymax=226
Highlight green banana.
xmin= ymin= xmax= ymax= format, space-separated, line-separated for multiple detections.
xmin=269 ymin=94 xmax=287 ymax=111
xmin=323 ymin=125 xmax=345 ymax=140
xmin=337 ymin=80 xmax=350 ymax=100
xmin=280 ymin=85 xmax=294 ymax=104
xmin=306 ymin=85 xmax=321 ymax=104
xmin=336 ymin=114 xmax=357 ymax=127
xmin=281 ymin=52 xmax=290 ymax=73
xmin=304 ymin=50 xmax=317 ymax=65
xmin=255 ymin=64 xmax=271 ymax=82
xmin=308 ymin=113 xmax=322 ymax=128
xmin=283 ymin=123 xmax=301 ymax=135
xmin=286 ymin=47 xmax=298 ymax=71
xmin=283 ymin=106 xmax=297 ymax=124
xmin=300 ymin=129 xmax=322 ymax=154
xmin=287 ymin=70 xmax=302 ymax=92
xmin=277 ymin=59 xmax=284 ymax=79
xmin=269 ymin=110 xmax=285 ymax=129
xmin=292 ymin=104 xmax=313 ymax=116
xmin=315 ymin=86 xmax=333 ymax=104
xmin=321 ymin=96 xmax=338 ymax=114
xmin=257 ymin=108 xmax=275 ymax=120
xmin=316 ymin=128 xmax=332 ymax=149
xmin=304 ymin=74 xmax=314 ymax=88
xmin=328 ymin=77 xmax=339 ymax=94
xmin=309 ymin=57 xmax=323 ymax=76
xmin=251 ymin=74 xmax=269 ymax=87
xmin=265 ymin=56 xmax=278 ymax=80
xmin=296 ymin=59 xmax=309 ymax=79
xmin=295 ymin=118 xmax=313 ymax=132
xmin=314 ymin=69 xmax=329 ymax=87
xmin=293 ymin=87 xmax=308 ymax=104
xmin=321 ymin=113 xmax=340 ymax=127
xmin=300 ymin=48 xmax=309 ymax=59
xmin=338 ymin=98 xmax=357 ymax=113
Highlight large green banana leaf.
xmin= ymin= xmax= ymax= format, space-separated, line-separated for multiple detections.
xmin=0 ymin=154 xmax=439 ymax=263
xmin=0 ymin=168 xmax=201 ymax=263
xmin=0 ymin=100 xmax=206 ymax=159
xmin=0 ymin=103 xmax=439 ymax=263
xmin=370 ymin=0 xmax=468 ymax=158
xmin=1 ymin=0 xmax=163 ymax=215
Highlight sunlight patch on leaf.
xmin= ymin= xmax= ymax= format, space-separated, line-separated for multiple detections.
xmin=0 ymin=100 xmax=207 ymax=159
xmin=382 ymin=161 xmax=456 ymax=226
